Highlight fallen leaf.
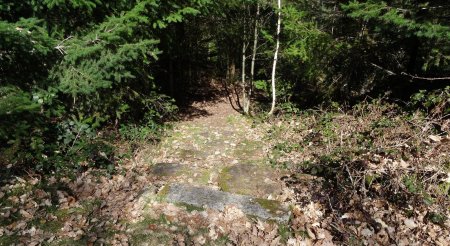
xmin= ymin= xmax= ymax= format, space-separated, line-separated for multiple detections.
xmin=361 ymin=228 xmax=374 ymax=237
xmin=428 ymin=135 xmax=442 ymax=143
xmin=400 ymin=159 xmax=409 ymax=168
xmin=404 ymin=218 xmax=417 ymax=229
xmin=19 ymin=209 xmax=32 ymax=219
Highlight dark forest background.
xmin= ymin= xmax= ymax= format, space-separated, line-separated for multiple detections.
xmin=1 ymin=0 xmax=449 ymax=172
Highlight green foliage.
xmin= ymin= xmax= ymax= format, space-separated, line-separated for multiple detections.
xmin=44 ymin=0 xmax=99 ymax=10
xmin=261 ymin=0 xmax=450 ymax=106
xmin=1 ymin=0 xmax=448 ymax=175
xmin=339 ymin=0 xmax=450 ymax=92
xmin=342 ymin=1 xmax=450 ymax=40
xmin=0 ymin=86 xmax=40 ymax=115
xmin=0 ymin=19 xmax=58 ymax=88
xmin=411 ymin=86 xmax=450 ymax=115
xmin=0 ymin=0 xmax=208 ymax=172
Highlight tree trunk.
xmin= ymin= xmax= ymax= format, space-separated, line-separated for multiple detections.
xmin=242 ymin=6 xmax=251 ymax=114
xmin=269 ymin=0 xmax=281 ymax=115
xmin=242 ymin=31 xmax=248 ymax=113
xmin=247 ymin=3 xmax=260 ymax=114
xmin=228 ymin=56 xmax=236 ymax=81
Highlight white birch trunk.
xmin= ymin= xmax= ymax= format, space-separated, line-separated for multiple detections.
xmin=246 ymin=3 xmax=260 ymax=114
xmin=241 ymin=27 xmax=248 ymax=113
xmin=269 ymin=0 xmax=281 ymax=115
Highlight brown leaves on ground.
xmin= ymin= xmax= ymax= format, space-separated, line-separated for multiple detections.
xmin=267 ymin=100 xmax=450 ymax=245
xmin=2 ymin=99 xmax=449 ymax=245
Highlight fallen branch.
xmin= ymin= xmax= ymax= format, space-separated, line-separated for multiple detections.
xmin=370 ymin=63 xmax=450 ymax=81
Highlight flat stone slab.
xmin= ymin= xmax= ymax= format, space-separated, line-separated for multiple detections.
xmin=219 ymin=164 xmax=286 ymax=198
xmin=164 ymin=183 xmax=291 ymax=223
xmin=151 ymin=163 xmax=184 ymax=176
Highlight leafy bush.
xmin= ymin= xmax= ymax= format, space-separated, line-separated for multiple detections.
xmin=119 ymin=123 xmax=164 ymax=143
xmin=411 ymin=86 xmax=450 ymax=116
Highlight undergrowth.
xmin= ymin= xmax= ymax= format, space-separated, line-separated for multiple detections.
xmin=265 ymin=98 xmax=450 ymax=243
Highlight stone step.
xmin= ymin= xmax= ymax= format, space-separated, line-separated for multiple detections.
xmin=163 ymin=183 xmax=291 ymax=223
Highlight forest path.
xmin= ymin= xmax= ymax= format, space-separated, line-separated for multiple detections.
xmin=129 ymin=98 xmax=292 ymax=245
xmin=144 ymin=98 xmax=284 ymax=197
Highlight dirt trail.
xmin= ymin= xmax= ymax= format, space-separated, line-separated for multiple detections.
xmin=128 ymin=98 xmax=294 ymax=245
xmin=138 ymin=98 xmax=286 ymax=195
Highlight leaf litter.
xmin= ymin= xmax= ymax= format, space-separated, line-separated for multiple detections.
xmin=1 ymin=99 xmax=449 ymax=245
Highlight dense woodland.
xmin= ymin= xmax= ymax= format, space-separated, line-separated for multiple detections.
xmin=1 ymin=0 xmax=450 ymax=245
xmin=1 ymin=0 xmax=449 ymax=170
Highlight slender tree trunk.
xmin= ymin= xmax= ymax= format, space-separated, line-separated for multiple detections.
xmin=331 ymin=4 xmax=336 ymax=35
xmin=229 ymin=51 xmax=242 ymax=109
xmin=242 ymin=32 xmax=248 ymax=113
xmin=228 ymin=56 xmax=236 ymax=81
xmin=227 ymin=54 xmax=241 ymax=109
xmin=247 ymin=3 xmax=260 ymax=114
xmin=242 ymin=7 xmax=251 ymax=114
xmin=269 ymin=0 xmax=281 ymax=115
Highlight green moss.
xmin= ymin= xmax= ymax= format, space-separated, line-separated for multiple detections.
xmin=0 ymin=210 xmax=22 ymax=227
xmin=60 ymin=199 xmax=101 ymax=217
xmin=218 ymin=167 xmax=231 ymax=192
xmin=130 ymin=232 xmax=171 ymax=245
xmin=193 ymin=169 xmax=212 ymax=185
xmin=233 ymin=139 xmax=263 ymax=158
xmin=0 ymin=234 xmax=20 ymax=246
xmin=53 ymin=208 xmax=71 ymax=220
xmin=226 ymin=115 xmax=239 ymax=124
xmin=176 ymin=202 xmax=204 ymax=212
xmin=8 ymin=184 xmax=32 ymax=197
xmin=365 ymin=174 xmax=379 ymax=187
xmin=128 ymin=215 xmax=171 ymax=245
xmin=157 ymin=185 xmax=170 ymax=201
xmin=35 ymin=219 xmax=64 ymax=233
xmin=171 ymin=131 xmax=183 ymax=139
xmin=278 ymin=224 xmax=293 ymax=243
xmin=255 ymin=198 xmax=283 ymax=216
xmin=43 ymin=199 xmax=101 ymax=231
xmin=178 ymin=149 xmax=205 ymax=160
xmin=47 ymin=238 xmax=88 ymax=246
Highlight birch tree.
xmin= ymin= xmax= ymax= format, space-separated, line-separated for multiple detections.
xmin=268 ymin=0 xmax=281 ymax=115
xmin=245 ymin=3 xmax=260 ymax=114
xmin=241 ymin=11 xmax=249 ymax=113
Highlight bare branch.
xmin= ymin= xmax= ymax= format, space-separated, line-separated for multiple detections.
xmin=370 ymin=63 xmax=450 ymax=81
xmin=55 ymin=35 xmax=73 ymax=55
xmin=400 ymin=72 xmax=450 ymax=81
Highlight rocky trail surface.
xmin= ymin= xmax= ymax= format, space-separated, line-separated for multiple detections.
xmin=128 ymin=99 xmax=299 ymax=245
